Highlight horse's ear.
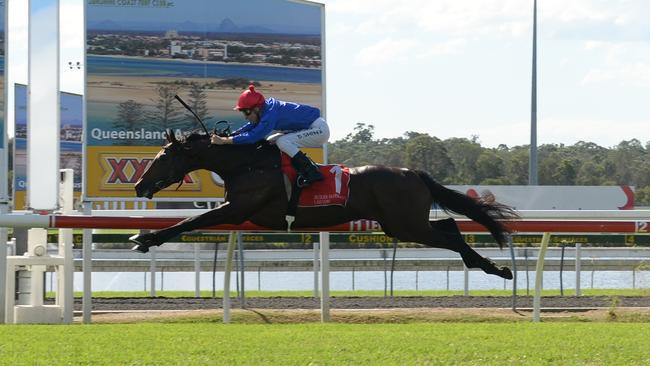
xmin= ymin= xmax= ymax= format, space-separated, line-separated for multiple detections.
xmin=165 ymin=129 xmax=178 ymax=144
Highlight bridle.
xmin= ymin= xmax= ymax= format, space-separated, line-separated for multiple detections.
xmin=154 ymin=143 xmax=189 ymax=191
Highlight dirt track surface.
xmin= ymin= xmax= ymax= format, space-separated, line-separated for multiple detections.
xmin=73 ymin=296 xmax=650 ymax=311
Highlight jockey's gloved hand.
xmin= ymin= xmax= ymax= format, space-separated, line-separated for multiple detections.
xmin=213 ymin=120 xmax=232 ymax=137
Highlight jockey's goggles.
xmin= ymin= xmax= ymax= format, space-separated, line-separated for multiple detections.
xmin=240 ymin=109 xmax=253 ymax=116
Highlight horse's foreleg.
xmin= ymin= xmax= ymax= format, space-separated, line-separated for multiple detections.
xmin=130 ymin=202 xmax=255 ymax=253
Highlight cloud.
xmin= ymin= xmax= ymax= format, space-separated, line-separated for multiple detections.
xmin=596 ymin=62 xmax=650 ymax=87
xmin=584 ymin=41 xmax=607 ymax=50
xmin=354 ymin=38 xmax=419 ymax=66
xmin=329 ymin=22 xmax=354 ymax=36
xmin=581 ymin=40 xmax=650 ymax=87
xmin=323 ymin=0 xmax=650 ymax=147
xmin=326 ymin=0 xmax=649 ymax=41
xmin=418 ymin=38 xmax=467 ymax=58
xmin=582 ymin=69 xmax=614 ymax=84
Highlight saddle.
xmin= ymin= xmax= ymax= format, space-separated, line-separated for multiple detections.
xmin=280 ymin=153 xmax=350 ymax=230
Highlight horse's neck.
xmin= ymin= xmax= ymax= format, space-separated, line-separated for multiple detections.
xmin=195 ymin=143 xmax=280 ymax=179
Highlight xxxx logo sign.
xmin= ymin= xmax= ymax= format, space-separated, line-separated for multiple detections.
xmin=105 ymin=158 xmax=152 ymax=184
xmin=97 ymin=153 xmax=201 ymax=191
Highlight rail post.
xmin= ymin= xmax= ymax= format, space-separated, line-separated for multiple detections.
xmin=313 ymin=238 xmax=319 ymax=297
xmin=463 ymin=265 xmax=469 ymax=296
xmin=58 ymin=169 xmax=74 ymax=323
xmin=237 ymin=232 xmax=245 ymax=308
xmin=390 ymin=238 xmax=397 ymax=298
xmin=194 ymin=244 xmax=200 ymax=297
xmin=149 ymin=246 xmax=157 ymax=297
xmin=0 ymin=203 xmax=8 ymax=323
xmin=320 ymin=232 xmax=330 ymax=322
xmin=223 ymin=231 xmax=236 ymax=323
xmin=82 ymin=202 xmax=93 ymax=323
xmin=507 ymin=234 xmax=517 ymax=311
xmin=575 ymin=243 xmax=582 ymax=296
xmin=533 ymin=232 xmax=551 ymax=322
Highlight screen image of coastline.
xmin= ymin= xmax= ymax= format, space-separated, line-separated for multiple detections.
xmin=13 ymin=85 xmax=83 ymax=209
xmin=86 ymin=0 xmax=324 ymax=201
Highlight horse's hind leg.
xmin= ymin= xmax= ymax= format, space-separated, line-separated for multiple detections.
xmin=365 ymin=171 xmax=511 ymax=279
xmin=386 ymin=218 xmax=513 ymax=280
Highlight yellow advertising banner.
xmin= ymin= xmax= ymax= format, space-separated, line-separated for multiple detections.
xmin=85 ymin=145 xmax=323 ymax=200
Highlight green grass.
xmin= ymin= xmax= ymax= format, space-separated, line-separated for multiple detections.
xmin=48 ymin=288 xmax=650 ymax=298
xmin=1 ymin=323 xmax=649 ymax=365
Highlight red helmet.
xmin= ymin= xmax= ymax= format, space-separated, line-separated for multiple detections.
xmin=234 ymin=84 xmax=265 ymax=110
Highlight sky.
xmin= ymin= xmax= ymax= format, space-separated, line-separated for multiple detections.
xmin=5 ymin=0 xmax=650 ymax=149
xmin=319 ymin=0 xmax=650 ymax=148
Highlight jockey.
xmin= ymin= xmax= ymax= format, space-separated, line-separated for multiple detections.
xmin=211 ymin=84 xmax=329 ymax=186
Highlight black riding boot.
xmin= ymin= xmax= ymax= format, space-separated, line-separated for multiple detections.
xmin=291 ymin=151 xmax=324 ymax=187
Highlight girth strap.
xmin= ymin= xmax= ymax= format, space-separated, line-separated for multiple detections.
xmin=285 ymin=181 xmax=303 ymax=232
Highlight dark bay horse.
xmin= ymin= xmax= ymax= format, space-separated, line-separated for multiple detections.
xmin=130 ymin=131 xmax=519 ymax=279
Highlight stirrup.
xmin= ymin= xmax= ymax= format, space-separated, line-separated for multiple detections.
xmin=297 ymin=175 xmax=310 ymax=188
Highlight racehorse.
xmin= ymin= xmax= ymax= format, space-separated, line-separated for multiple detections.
xmin=130 ymin=130 xmax=519 ymax=279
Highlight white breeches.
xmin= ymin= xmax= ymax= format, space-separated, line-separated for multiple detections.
xmin=268 ymin=117 xmax=330 ymax=157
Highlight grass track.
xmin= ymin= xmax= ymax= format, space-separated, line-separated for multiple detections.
xmin=1 ymin=322 xmax=650 ymax=365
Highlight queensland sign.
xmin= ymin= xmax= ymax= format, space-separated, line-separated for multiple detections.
xmin=85 ymin=0 xmax=325 ymax=201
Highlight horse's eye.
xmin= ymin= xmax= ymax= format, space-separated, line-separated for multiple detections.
xmin=159 ymin=153 xmax=168 ymax=162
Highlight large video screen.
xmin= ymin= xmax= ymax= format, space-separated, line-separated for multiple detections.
xmin=85 ymin=0 xmax=324 ymax=201
xmin=13 ymin=84 xmax=83 ymax=209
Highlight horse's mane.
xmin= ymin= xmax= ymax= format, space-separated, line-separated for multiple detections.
xmin=178 ymin=130 xmax=277 ymax=154
xmin=180 ymin=131 xmax=209 ymax=144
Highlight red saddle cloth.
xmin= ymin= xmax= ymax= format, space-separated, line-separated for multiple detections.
xmin=280 ymin=154 xmax=351 ymax=207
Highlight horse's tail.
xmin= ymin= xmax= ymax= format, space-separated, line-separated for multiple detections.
xmin=414 ymin=170 xmax=519 ymax=249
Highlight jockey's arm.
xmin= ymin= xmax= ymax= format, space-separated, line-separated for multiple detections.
xmin=210 ymin=134 xmax=233 ymax=145
xmin=211 ymin=120 xmax=264 ymax=145
xmin=210 ymin=121 xmax=254 ymax=144
xmin=231 ymin=122 xmax=255 ymax=136
xmin=230 ymin=115 xmax=275 ymax=144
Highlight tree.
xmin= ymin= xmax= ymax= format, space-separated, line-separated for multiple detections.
xmin=113 ymin=100 xmax=146 ymax=146
xmin=552 ymin=159 xmax=578 ymax=185
xmin=326 ymin=125 xmax=650 ymax=208
xmin=503 ymin=146 xmax=529 ymax=185
xmin=576 ymin=161 xmax=606 ymax=185
xmin=444 ymin=137 xmax=483 ymax=183
xmin=344 ymin=123 xmax=375 ymax=144
xmin=475 ymin=150 xmax=505 ymax=184
xmin=149 ymin=85 xmax=184 ymax=131
xmin=635 ymin=186 xmax=650 ymax=206
xmin=605 ymin=139 xmax=645 ymax=184
xmin=405 ymin=134 xmax=454 ymax=182
xmin=114 ymin=100 xmax=145 ymax=129
xmin=375 ymin=137 xmax=407 ymax=167
xmin=184 ymin=82 xmax=210 ymax=125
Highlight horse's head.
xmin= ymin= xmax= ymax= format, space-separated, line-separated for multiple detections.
xmin=134 ymin=129 xmax=210 ymax=199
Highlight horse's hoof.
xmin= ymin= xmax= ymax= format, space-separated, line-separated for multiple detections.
xmin=498 ymin=266 xmax=513 ymax=280
xmin=480 ymin=258 xmax=513 ymax=280
xmin=129 ymin=234 xmax=152 ymax=253
xmin=129 ymin=233 xmax=143 ymax=244
xmin=131 ymin=244 xmax=149 ymax=253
